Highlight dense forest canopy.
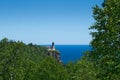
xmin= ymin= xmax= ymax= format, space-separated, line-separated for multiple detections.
xmin=0 ymin=38 xmax=69 ymax=80
xmin=87 ymin=0 xmax=120 ymax=79
xmin=0 ymin=38 xmax=96 ymax=80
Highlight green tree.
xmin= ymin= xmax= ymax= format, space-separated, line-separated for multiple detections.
xmin=0 ymin=38 xmax=69 ymax=80
xmin=87 ymin=0 xmax=120 ymax=79
xmin=36 ymin=57 xmax=68 ymax=80
xmin=66 ymin=58 xmax=97 ymax=80
xmin=0 ymin=38 xmax=48 ymax=80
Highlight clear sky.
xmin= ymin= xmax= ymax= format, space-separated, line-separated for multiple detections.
xmin=0 ymin=0 xmax=104 ymax=45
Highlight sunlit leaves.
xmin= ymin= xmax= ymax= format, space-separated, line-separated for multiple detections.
xmin=88 ymin=0 xmax=120 ymax=79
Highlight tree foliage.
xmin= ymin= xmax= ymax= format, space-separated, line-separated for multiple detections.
xmin=0 ymin=38 xmax=69 ymax=80
xmin=87 ymin=0 xmax=120 ymax=79
xmin=0 ymin=38 xmax=47 ymax=80
xmin=0 ymin=38 xmax=98 ymax=80
xmin=66 ymin=58 xmax=97 ymax=80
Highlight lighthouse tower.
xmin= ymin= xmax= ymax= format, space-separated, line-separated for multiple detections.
xmin=52 ymin=42 xmax=55 ymax=50
xmin=47 ymin=42 xmax=61 ymax=62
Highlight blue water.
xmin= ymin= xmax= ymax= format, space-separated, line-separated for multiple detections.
xmin=55 ymin=45 xmax=91 ymax=64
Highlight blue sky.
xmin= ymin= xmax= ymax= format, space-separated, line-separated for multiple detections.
xmin=0 ymin=0 xmax=103 ymax=45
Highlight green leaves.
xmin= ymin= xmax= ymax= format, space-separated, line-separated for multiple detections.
xmin=0 ymin=38 xmax=47 ymax=80
xmin=36 ymin=57 xmax=68 ymax=80
xmin=0 ymin=38 xmax=69 ymax=80
xmin=88 ymin=0 xmax=120 ymax=79
xmin=66 ymin=59 xmax=97 ymax=80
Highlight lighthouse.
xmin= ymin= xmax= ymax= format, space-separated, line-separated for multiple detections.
xmin=52 ymin=42 xmax=55 ymax=50
xmin=47 ymin=42 xmax=61 ymax=62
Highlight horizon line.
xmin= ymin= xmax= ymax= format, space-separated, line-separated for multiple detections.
xmin=40 ymin=44 xmax=90 ymax=45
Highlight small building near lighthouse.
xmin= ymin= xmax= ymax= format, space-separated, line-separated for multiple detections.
xmin=47 ymin=42 xmax=61 ymax=62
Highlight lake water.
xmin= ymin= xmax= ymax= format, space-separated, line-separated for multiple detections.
xmin=55 ymin=45 xmax=91 ymax=64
